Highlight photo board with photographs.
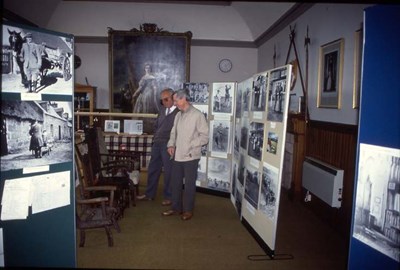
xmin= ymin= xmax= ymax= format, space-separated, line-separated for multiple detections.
xmin=230 ymin=65 xmax=292 ymax=258
xmin=1 ymin=21 xmax=75 ymax=268
xmin=194 ymin=82 xmax=237 ymax=195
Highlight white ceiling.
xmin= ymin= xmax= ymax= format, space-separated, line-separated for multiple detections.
xmin=4 ymin=0 xmax=296 ymax=41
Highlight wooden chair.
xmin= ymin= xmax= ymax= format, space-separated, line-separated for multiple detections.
xmin=85 ymin=127 xmax=141 ymax=210
xmin=75 ymin=143 xmax=120 ymax=247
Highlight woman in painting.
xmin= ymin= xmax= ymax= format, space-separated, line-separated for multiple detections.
xmin=29 ymin=119 xmax=44 ymax=158
xmin=132 ymin=63 xmax=158 ymax=114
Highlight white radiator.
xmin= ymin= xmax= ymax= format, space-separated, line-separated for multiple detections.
xmin=302 ymin=157 xmax=343 ymax=208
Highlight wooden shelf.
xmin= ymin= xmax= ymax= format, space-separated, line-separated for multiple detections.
xmin=74 ymin=83 xmax=96 ymax=130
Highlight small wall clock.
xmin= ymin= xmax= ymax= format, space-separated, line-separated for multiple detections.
xmin=219 ymin=58 xmax=232 ymax=73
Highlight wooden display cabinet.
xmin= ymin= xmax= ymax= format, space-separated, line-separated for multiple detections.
xmin=286 ymin=113 xmax=306 ymax=200
xmin=74 ymin=83 xmax=96 ymax=131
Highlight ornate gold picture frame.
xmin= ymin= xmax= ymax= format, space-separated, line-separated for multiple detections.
xmin=353 ymin=29 xmax=363 ymax=109
xmin=109 ymin=24 xmax=192 ymax=114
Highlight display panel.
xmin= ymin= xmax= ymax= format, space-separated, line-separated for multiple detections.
xmin=1 ymin=21 xmax=75 ymax=268
xmin=233 ymin=65 xmax=292 ymax=257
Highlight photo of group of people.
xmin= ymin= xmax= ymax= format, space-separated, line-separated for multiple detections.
xmin=251 ymin=73 xmax=267 ymax=112
xmin=183 ymin=82 xmax=209 ymax=104
xmin=207 ymin=157 xmax=231 ymax=192
xmin=267 ymin=68 xmax=288 ymax=122
xmin=260 ymin=163 xmax=279 ymax=220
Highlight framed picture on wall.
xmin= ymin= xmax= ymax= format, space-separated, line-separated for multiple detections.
xmin=317 ymin=38 xmax=344 ymax=109
xmin=353 ymin=28 xmax=363 ymax=109
xmin=109 ymin=24 xmax=192 ymax=115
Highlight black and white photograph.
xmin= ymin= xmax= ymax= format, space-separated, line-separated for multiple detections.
xmin=201 ymin=144 xmax=208 ymax=156
xmin=183 ymin=82 xmax=209 ymax=104
xmin=196 ymin=156 xmax=208 ymax=184
xmin=260 ymin=163 xmax=279 ymax=220
xmin=231 ymin=162 xmax=238 ymax=198
xmin=248 ymin=122 xmax=264 ymax=161
xmin=352 ymin=143 xmax=400 ymax=262
xmin=233 ymin=121 xmax=241 ymax=160
xmin=193 ymin=104 xmax=209 ymax=120
xmin=210 ymin=120 xmax=231 ymax=155
xmin=2 ymin=23 xmax=74 ymax=94
xmin=1 ymin=100 xmax=73 ymax=171
xmin=238 ymin=154 xmax=245 ymax=186
xmin=317 ymin=38 xmax=344 ymax=108
xmin=206 ymin=157 xmax=231 ymax=192
xmin=235 ymin=81 xmax=244 ymax=118
xmin=104 ymin=120 xmax=120 ymax=133
xmin=267 ymin=131 xmax=279 ymax=155
xmin=240 ymin=118 xmax=249 ymax=151
xmin=251 ymin=72 xmax=268 ymax=112
xmin=267 ymin=67 xmax=288 ymax=122
xmin=240 ymin=77 xmax=252 ymax=114
xmin=244 ymin=166 xmax=260 ymax=209
xmin=211 ymin=82 xmax=235 ymax=115
xmin=234 ymin=188 xmax=243 ymax=217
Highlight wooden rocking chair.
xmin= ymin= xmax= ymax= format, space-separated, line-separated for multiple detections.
xmin=75 ymin=142 xmax=121 ymax=247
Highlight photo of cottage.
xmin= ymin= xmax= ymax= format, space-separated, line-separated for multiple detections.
xmin=1 ymin=100 xmax=73 ymax=171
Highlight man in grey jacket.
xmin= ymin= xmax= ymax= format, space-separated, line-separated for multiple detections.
xmin=163 ymin=89 xmax=209 ymax=220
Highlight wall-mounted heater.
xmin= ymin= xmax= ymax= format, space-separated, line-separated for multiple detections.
xmin=302 ymin=157 xmax=343 ymax=208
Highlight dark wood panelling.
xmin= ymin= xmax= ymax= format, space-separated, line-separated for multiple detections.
xmin=304 ymin=120 xmax=358 ymax=239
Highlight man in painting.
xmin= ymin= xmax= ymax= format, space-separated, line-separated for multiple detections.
xmin=20 ymin=32 xmax=42 ymax=92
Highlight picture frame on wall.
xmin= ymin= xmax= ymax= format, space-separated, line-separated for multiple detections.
xmin=109 ymin=24 xmax=192 ymax=114
xmin=317 ymin=38 xmax=344 ymax=109
xmin=353 ymin=29 xmax=363 ymax=109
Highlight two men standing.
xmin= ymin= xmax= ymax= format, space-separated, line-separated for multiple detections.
xmin=139 ymin=88 xmax=209 ymax=221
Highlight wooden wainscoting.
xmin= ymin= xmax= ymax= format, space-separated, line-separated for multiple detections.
xmin=304 ymin=120 xmax=358 ymax=239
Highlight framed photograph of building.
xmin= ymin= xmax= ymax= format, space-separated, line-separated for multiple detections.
xmin=109 ymin=24 xmax=192 ymax=114
xmin=317 ymin=38 xmax=344 ymax=108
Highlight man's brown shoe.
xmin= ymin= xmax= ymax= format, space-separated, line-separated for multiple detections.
xmin=181 ymin=212 xmax=193 ymax=221
xmin=162 ymin=209 xmax=180 ymax=216
xmin=161 ymin=199 xmax=172 ymax=206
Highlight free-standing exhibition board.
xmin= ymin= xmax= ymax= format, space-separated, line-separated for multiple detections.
xmin=231 ymin=65 xmax=292 ymax=257
xmin=0 ymin=21 xmax=76 ymax=267
xmin=348 ymin=5 xmax=400 ymax=269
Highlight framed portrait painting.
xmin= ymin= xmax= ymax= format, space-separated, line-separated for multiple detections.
xmin=317 ymin=38 xmax=344 ymax=108
xmin=109 ymin=24 xmax=192 ymax=114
